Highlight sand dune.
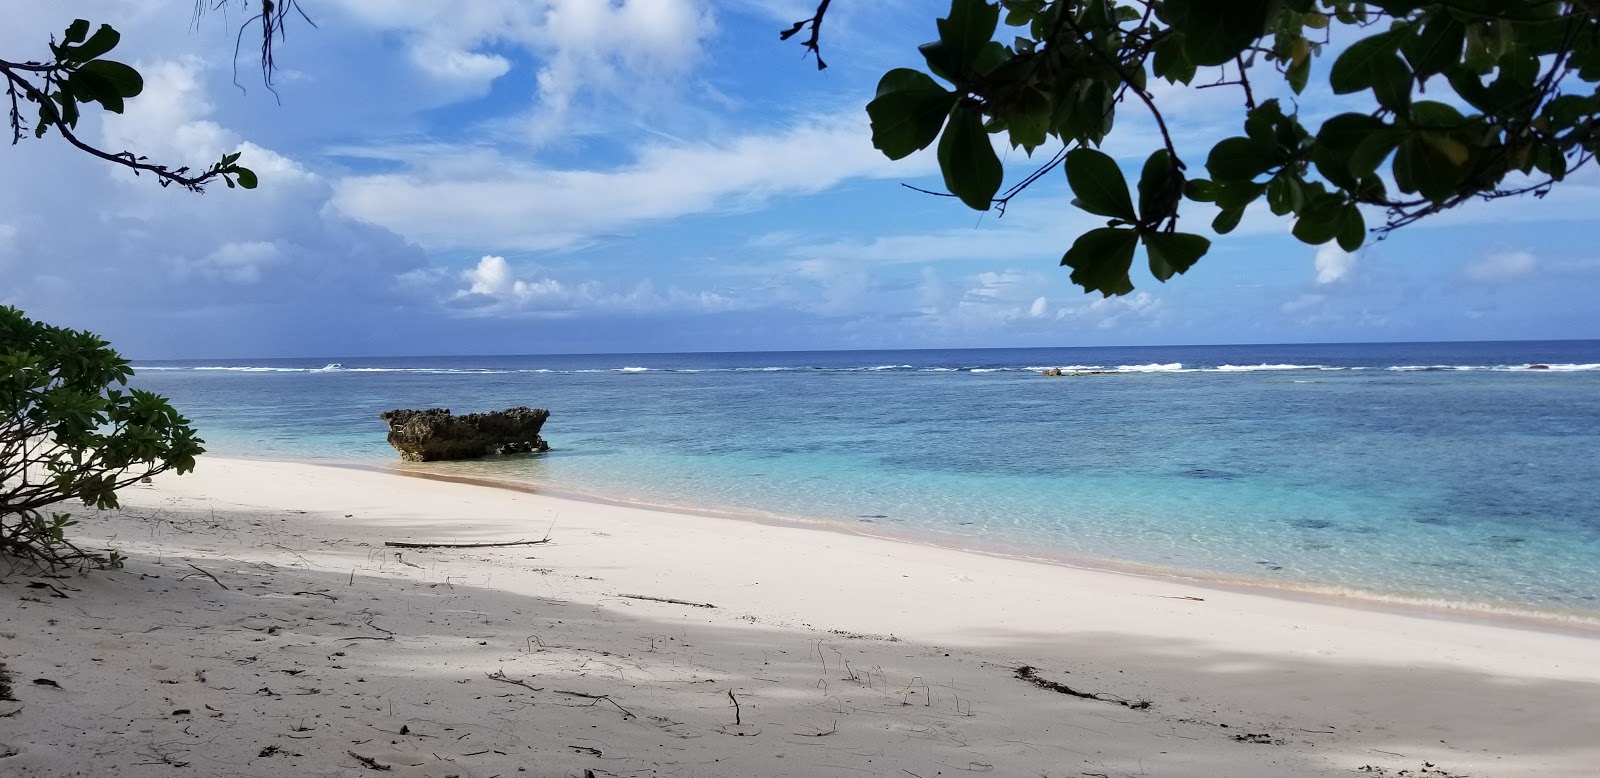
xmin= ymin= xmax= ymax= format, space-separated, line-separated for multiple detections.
xmin=2 ymin=458 xmax=1597 ymax=777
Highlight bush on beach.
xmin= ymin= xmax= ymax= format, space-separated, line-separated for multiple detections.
xmin=0 ymin=305 xmax=203 ymax=570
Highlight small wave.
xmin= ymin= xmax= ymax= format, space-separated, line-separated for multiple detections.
xmin=865 ymin=364 xmax=913 ymax=371
xmin=969 ymin=368 xmax=1005 ymax=373
xmin=1117 ymin=362 xmax=1187 ymax=372
xmin=618 ymin=367 xmax=650 ymax=373
xmin=1212 ymin=363 xmax=1326 ymax=372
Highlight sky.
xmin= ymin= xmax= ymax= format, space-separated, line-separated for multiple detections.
xmin=1 ymin=0 xmax=1598 ymax=359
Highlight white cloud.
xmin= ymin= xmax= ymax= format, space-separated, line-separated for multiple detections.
xmin=449 ymin=255 xmax=745 ymax=317
xmin=1315 ymin=244 xmax=1355 ymax=285
xmin=332 ymin=114 xmax=912 ymax=252
xmin=330 ymin=0 xmax=713 ymax=132
xmin=1029 ymin=296 xmax=1048 ymax=318
xmin=1464 ymin=250 xmax=1537 ymax=283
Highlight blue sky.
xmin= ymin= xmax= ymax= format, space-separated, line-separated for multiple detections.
xmin=2 ymin=0 xmax=1597 ymax=358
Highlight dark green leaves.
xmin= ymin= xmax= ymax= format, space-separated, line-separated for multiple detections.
xmin=1144 ymin=232 xmax=1210 ymax=281
xmin=938 ymin=104 xmax=1002 ymax=210
xmin=1061 ymin=228 xmax=1140 ymax=297
xmin=867 ymin=69 xmax=957 ymax=160
xmin=1065 ymin=148 xmax=1135 ymax=221
xmin=1330 ymin=32 xmax=1414 ymax=111
xmin=1165 ymin=0 xmax=1274 ymax=67
xmin=935 ymin=0 xmax=1000 ymax=75
xmin=1206 ymin=137 xmax=1276 ymax=180
xmin=59 ymin=24 xmax=121 ymax=64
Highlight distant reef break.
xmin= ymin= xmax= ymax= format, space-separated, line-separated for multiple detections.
xmin=380 ymin=406 xmax=551 ymax=462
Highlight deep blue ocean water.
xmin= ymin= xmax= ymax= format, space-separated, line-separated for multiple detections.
xmin=128 ymin=342 xmax=1600 ymax=618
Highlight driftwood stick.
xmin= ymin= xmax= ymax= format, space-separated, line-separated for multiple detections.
xmin=555 ymin=690 xmax=635 ymax=719
xmin=181 ymin=564 xmax=229 ymax=589
xmin=617 ymin=593 xmax=716 ymax=609
xmin=383 ymin=538 xmax=551 ymax=549
xmin=347 ymin=750 xmax=392 ymax=771
xmin=293 ymin=591 xmax=337 ymax=601
xmin=486 ymin=669 xmax=543 ymax=692
xmin=728 ymin=689 xmax=742 ymax=726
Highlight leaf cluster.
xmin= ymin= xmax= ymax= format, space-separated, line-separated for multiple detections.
xmin=2 ymin=19 xmax=257 ymax=191
xmin=862 ymin=0 xmax=1600 ymax=295
xmin=1 ymin=306 xmax=204 ymax=569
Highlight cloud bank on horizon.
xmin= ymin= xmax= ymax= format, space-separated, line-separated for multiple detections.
xmin=1 ymin=0 xmax=1597 ymax=358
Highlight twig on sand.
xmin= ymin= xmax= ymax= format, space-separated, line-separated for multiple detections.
xmin=728 ymin=689 xmax=742 ymax=725
xmin=486 ymin=669 xmax=543 ymax=692
xmin=337 ymin=636 xmax=393 ymax=642
xmin=347 ymin=750 xmax=391 ymax=771
xmin=383 ymin=538 xmax=551 ymax=549
xmin=617 ymin=593 xmax=716 ymax=609
xmin=556 ymin=690 xmax=635 ymax=719
xmin=181 ymin=564 xmax=229 ymax=589
xmin=292 ymin=591 xmax=337 ymax=601
xmin=1014 ymin=666 xmax=1151 ymax=710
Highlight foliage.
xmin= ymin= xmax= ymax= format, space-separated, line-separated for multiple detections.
xmin=797 ymin=1 xmax=1600 ymax=296
xmin=0 ymin=18 xmax=257 ymax=191
xmin=0 ymin=306 xmax=204 ymax=569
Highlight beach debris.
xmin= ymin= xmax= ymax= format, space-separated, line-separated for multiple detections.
xmin=617 ymin=593 xmax=717 ymax=609
xmin=181 ymin=564 xmax=229 ymax=589
xmin=486 ymin=669 xmax=543 ymax=692
xmin=1013 ymin=666 xmax=1150 ymax=710
xmin=347 ymin=750 xmax=392 ymax=771
xmin=379 ymin=406 xmax=551 ymax=462
xmin=1230 ymin=732 xmax=1285 ymax=745
xmin=555 ymin=690 xmax=635 ymax=719
xmin=384 ymin=538 xmax=551 ymax=549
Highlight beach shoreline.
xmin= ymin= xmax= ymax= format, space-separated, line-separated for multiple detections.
xmin=335 ymin=457 xmax=1600 ymax=636
xmin=4 ymin=456 xmax=1600 ymax=776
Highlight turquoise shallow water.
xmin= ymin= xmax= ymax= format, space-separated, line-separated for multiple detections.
xmin=128 ymin=342 xmax=1600 ymax=618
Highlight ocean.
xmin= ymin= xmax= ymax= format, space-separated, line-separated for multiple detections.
xmin=128 ymin=341 xmax=1600 ymax=620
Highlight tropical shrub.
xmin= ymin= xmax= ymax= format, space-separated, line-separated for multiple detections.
xmin=0 ymin=306 xmax=202 ymax=569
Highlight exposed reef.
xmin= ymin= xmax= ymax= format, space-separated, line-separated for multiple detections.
xmin=380 ymin=407 xmax=551 ymax=462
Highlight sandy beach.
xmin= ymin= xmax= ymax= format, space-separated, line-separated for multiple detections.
xmin=3 ymin=457 xmax=1598 ymax=777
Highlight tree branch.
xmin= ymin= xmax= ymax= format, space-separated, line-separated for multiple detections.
xmin=780 ymin=0 xmax=833 ymax=70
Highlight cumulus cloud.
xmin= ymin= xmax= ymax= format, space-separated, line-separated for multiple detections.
xmin=1315 ymin=244 xmax=1356 ymax=285
xmin=1463 ymin=250 xmax=1537 ymax=283
xmin=448 ymin=255 xmax=745 ymax=317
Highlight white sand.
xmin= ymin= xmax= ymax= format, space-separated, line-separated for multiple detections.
xmin=3 ymin=457 xmax=1598 ymax=777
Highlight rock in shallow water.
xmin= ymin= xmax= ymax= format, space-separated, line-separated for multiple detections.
xmin=380 ymin=406 xmax=551 ymax=462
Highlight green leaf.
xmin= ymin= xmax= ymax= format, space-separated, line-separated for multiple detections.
xmin=1313 ymin=113 xmax=1386 ymax=189
xmin=1291 ymin=195 xmax=1347 ymax=245
xmin=1144 ymin=232 xmax=1210 ymax=281
xmin=1064 ymin=147 xmax=1136 ymax=221
xmin=1137 ymin=149 xmax=1180 ymax=225
xmin=1402 ymin=15 xmax=1465 ymax=79
xmin=1335 ymin=204 xmax=1366 ymax=252
xmin=1206 ymin=136 xmax=1276 ymax=181
xmin=76 ymin=60 xmax=143 ymax=98
xmin=66 ymin=69 xmax=123 ymax=114
xmin=938 ymin=104 xmax=1003 ymax=211
xmin=1212 ymin=206 xmax=1244 ymax=234
xmin=1330 ymin=33 xmax=1401 ymax=94
xmin=1152 ymin=36 xmax=1197 ymax=85
xmin=1166 ymin=0 xmax=1274 ymax=67
xmin=1184 ymin=178 xmax=1217 ymax=203
xmin=1394 ymin=133 xmax=1466 ymax=203
xmin=867 ymin=69 xmax=957 ymax=160
xmin=61 ymin=24 xmax=120 ymax=64
xmin=1060 ymin=227 xmax=1140 ymax=296
xmin=63 ymin=19 xmax=90 ymax=45
xmin=936 ymin=0 xmax=1000 ymax=74
xmin=1007 ymin=87 xmax=1051 ymax=154
xmin=234 ymin=166 xmax=258 ymax=190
